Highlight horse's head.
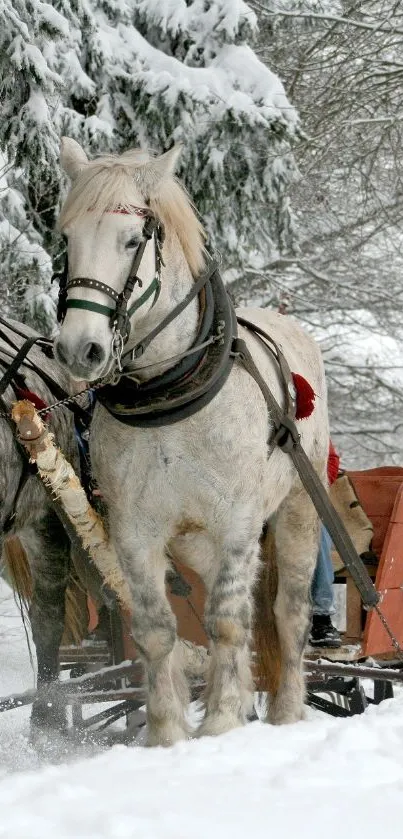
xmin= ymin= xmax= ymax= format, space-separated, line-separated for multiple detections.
xmin=54 ymin=137 xmax=203 ymax=382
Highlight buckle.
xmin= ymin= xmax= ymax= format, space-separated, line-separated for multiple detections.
xmin=273 ymin=417 xmax=300 ymax=453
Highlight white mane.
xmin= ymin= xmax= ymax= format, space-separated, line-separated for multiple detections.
xmin=58 ymin=149 xmax=206 ymax=276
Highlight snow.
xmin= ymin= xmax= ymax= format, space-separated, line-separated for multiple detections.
xmin=135 ymin=0 xmax=257 ymax=42
xmin=37 ymin=1 xmax=70 ymax=37
xmin=1 ymin=576 xmax=403 ymax=838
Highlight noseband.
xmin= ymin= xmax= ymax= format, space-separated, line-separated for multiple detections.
xmin=53 ymin=208 xmax=165 ymax=362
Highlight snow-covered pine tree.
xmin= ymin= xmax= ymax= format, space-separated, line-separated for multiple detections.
xmin=121 ymin=0 xmax=300 ymax=266
xmin=0 ymin=0 xmax=70 ymax=329
xmin=0 ymin=0 xmax=299 ymax=330
xmin=0 ymin=152 xmax=54 ymax=332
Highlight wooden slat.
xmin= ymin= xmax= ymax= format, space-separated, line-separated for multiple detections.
xmin=363 ymin=483 xmax=403 ymax=656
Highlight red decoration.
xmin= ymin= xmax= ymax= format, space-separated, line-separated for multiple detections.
xmin=110 ymin=205 xmax=148 ymax=216
xmin=14 ymin=387 xmax=50 ymax=419
xmin=291 ymin=373 xmax=315 ymax=420
xmin=327 ymin=440 xmax=340 ymax=485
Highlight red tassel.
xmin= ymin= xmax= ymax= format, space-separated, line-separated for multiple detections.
xmin=291 ymin=373 xmax=315 ymax=420
xmin=14 ymin=387 xmax=50 ymax=419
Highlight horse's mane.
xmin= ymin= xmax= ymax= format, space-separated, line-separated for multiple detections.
xmin=58 ymin=149 xmax=206 ymax=276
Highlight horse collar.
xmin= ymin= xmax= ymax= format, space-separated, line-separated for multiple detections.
xmin=96 ymin=264 xmax=237 ymax=426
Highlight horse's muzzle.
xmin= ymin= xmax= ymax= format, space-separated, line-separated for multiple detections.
xmin=54 ymin=337 xmax=107 ymax=382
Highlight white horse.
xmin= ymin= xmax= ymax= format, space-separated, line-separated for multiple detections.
xmin=54 ymin=137 xmax=329 ymax=746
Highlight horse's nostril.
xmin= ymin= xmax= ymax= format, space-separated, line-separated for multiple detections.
xmin=83 ymin=342 xmax=105 ymax=366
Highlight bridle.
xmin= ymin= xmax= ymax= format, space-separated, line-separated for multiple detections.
xmin=53 ymin=207 xmax=165 ymax=368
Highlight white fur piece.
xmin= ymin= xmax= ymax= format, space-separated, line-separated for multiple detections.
xmin=55 ymin=140 xmax=330 ymax=746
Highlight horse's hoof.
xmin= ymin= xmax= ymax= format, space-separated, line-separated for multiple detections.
xmin=266 ymin=706 xmax=305 ymax=725
xmin=30 ymin=699 xmax=68 ymax=733
xmin=146 ymin=719 xmax=189 ymax=747
xmin=197 ymin=712 xmax=243 ymax=738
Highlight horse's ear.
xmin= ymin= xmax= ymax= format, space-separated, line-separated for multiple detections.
xmin=134 ymin=145 xmax=182 ymax=195
xmin=60 ymin=137 xmax=89 ymax=180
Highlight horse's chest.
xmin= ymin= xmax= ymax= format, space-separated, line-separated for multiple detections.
xmin=90 ymin=416 xmax=240 ymax=512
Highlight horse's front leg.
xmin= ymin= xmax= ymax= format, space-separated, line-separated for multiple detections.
xmin=121 ymin=538 xmax=190 ymax=747
xmin=268 ymin=482 xmax=320 ymax=724
xmin=26 ymin=513 xmax=70 ymax=730
xmin=198 ymin=532 xmax=261 ymax=737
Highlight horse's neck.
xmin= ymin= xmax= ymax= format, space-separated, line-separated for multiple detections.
xmin=125 ymin=244 xmax=199 ymax=381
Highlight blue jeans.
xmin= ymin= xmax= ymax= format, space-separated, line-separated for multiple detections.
xmin=311 ymin=526 xmax=335 ymax=616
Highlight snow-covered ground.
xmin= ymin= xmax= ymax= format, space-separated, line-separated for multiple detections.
xmin=1 ymin=576 xmax=403 ymax=839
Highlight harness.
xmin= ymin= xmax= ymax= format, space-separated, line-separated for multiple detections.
xmin=98 ymin=259 xmax=238 ymax=426
xmin=0 ymin=392 xmax=37 ymax=535
xmin=0 ymin=208 xmax=378 ymax=614
xmin=52 ymin=208 xmax=380 ymax=609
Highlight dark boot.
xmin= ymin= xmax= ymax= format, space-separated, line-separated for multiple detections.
xmin=309 ymin=614 xmax=342 ymax=648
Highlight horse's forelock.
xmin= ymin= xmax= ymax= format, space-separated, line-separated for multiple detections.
xmin=58 ymin=151 xmax=206 ymax=276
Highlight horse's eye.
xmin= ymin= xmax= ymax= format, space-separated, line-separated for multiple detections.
xmin=125 ymin=237 xmax=139 ymax=249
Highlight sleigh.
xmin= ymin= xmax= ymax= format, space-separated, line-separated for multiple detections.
xmin=1 ymin=317 xmax=403 ymax=739
xmin=4 ymin=463 xmax=403 ymax=738
xmin=329 ymin=466 xmax=403 ymax=654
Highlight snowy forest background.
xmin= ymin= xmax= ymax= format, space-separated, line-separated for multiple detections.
xmin=1 ymin=0 xmax=402 ymax=467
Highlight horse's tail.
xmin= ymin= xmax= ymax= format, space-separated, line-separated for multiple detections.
xmin=2 ymin=535 xmax=33 ymax=616
xmin=64 ymin=579 xmax=90 ymax=646
xmin=2 ymin=535 xmax=87 ymax=646
xmin=253 ymin=524 xmax=281 ymax=696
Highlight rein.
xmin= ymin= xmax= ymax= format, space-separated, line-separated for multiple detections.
xmin=0 ymin=319 xmax=90 ymax=425
xmin=231 ymin=331 xmax=379 ymax=609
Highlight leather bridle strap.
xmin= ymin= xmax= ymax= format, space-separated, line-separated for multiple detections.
xmin=59 ymin=214 xmax=162 ymax=338
xmin=65 ymin=277 xmax=160 ymax=320
xmin=123 ymin=256 xmax=219 ymax=361
xmin=0 ymin=323 xmax=90 ymax=424
xmin=233 ymin=336 xmax=379 ymax=609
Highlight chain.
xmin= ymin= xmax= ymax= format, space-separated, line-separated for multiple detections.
xmin=37 ymin=379 xmax=111 ymax=417
xmin=374 ymin=602 xmax=403 ymax=658
xmin=111 ymin=329 xmax=125 ymax=372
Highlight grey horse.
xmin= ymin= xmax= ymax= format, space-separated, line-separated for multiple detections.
xmin=0 ymin=319 xmax=98 ymax=728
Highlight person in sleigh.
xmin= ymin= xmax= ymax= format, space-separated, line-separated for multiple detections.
xmin=309 ymin=441 xmax=342 ymax=648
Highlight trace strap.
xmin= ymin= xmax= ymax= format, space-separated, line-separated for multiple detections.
xmin=233 ymin=335 xmax=379 ymax=609
xmin=0 ymin=336 xmax=47 ymax=399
